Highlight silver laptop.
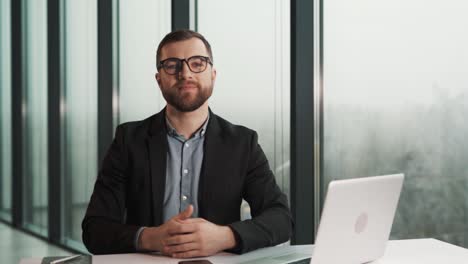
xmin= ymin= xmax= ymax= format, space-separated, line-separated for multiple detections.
xmin=240 ymin=173 xmax=404 ymax=264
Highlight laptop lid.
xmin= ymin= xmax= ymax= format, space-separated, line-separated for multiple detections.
xmin=311 ymin=173 xmax=404 ymax=264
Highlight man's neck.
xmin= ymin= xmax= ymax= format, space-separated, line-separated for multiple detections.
xmin=165 ymin=103 xmax=209 ymax=140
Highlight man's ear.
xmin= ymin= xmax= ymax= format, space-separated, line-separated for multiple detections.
xmin=211 ymin=67 xmax=217 ymax=81
xmin=155 ymin=72 xmax=161 ymax=87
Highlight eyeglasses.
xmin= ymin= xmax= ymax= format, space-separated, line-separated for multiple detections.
xmin=158 ymin=55 xmax=213 ymax=75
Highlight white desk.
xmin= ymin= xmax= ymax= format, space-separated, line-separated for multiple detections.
xmin=20 ymin=238 xmax=468 ymax=264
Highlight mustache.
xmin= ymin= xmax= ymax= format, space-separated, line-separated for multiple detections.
xmin=176 ymin=81 xmax=198 ymax=88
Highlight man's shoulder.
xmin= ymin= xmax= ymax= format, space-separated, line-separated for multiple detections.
xmin=211 ymin=113 xmax=256 ymax=139
xmin=115 ymin=113 xmax=160 ymax=140
xmin=113 ymin=111 xmax=258 ymax=141
xmin=118 ymin=116 xmax=153 ymax=130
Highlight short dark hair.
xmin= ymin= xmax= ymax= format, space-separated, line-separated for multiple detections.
xmin=156 ymin=29 xmax=213 ymax=69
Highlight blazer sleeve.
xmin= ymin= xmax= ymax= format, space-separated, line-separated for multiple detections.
xmin=228 ymin=131 xmax=293 ymax=253
xmin=82 ymin=125 xmax=141 ymax=254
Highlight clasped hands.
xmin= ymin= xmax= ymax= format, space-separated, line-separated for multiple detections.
xmin=139 ymin=205 xmax=237 ymax=258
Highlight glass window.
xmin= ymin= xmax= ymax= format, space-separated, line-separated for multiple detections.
xmin=62 ymin=0 xmax=98 ymax=251
xmin=117 ymin=0 xmax=171 ymax=125
xmin=323 ymin=0 xmax=468 ymax=246
xmin=0 ymin=0 xmax=12 ymax=222
xmin=198 ymin=0 xmax=291 ymax=219
xmin=22 ymin=0 xmax=48 ymax=235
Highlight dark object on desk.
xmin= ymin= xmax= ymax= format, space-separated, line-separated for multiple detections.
xmin=178 ymin=260 xmax=213 ymax=264
xmin=41 ymin=255 xmax=92 ymax=264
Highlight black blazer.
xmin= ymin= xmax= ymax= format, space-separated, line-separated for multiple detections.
xmin=82 ymin=108 xmax=293 ymax=254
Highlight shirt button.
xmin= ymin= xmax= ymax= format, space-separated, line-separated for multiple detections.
xmin=183 ymin=169 xmax=188 ymax=174
xmin=182 ymin=195 xmax=187 ymax=201
xmin=185 ymin=143 xmax=190 ymax=148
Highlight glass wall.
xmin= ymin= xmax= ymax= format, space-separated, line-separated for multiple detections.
xmin=0 ymin=0 xmax=12 ymax=222
xmin=198 ymin=0 xmax=290 ymax=219
xmin=62 ymin=0 xmax=98 ymax=250
xmin=2 ymin=0 xmax=293 ymax=252
xmin=198 ymin=0 xmax=290 ymax=195
xmin=323 ymin=0 xmax=468 ymax=246
xmin=117 ymin=0 xmax=171 ymax=125
xmin=22 ymin=0 xmax=48 ymax=235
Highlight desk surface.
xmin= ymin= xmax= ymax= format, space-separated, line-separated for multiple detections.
xmin=20 ymin=238 xmax=468 ymax=264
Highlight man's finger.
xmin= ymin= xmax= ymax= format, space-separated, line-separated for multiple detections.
xmin=167 ymin=222 xmax=198 ymax=235
xmin=165 ymin=242 xmax=199 ymax=254
xmin=173 ymin=250 xmax=203 ymax=259
xmin=175 ymin=205 xmax=193 ymax=221
xmin=164 ymin=233 xmax=197 ymax=246
xmin=178 ymin=218 xmax=206 ymax=224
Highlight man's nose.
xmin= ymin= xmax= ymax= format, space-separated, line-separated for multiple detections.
xmin=178 ymin=61 xmax=193 ymax=79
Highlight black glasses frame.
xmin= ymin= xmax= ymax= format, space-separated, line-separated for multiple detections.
xmin=158 ymin=55 xmax=213 ymax=75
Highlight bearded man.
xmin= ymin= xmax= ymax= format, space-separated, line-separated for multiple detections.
xmin=82 ymin=29 xmax=292 ymax=259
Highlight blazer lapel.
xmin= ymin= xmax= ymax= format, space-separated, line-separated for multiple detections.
xmin=198 ymin=110 xmax=223 ymax=217
xmin=147 ymin=109 xmax=168 ymax=226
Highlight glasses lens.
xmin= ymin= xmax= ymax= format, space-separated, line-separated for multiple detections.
xmin=163 ymin=59 xmax=180 ymax=74
xmin=187 ymin=57 xmax=207 ymax=73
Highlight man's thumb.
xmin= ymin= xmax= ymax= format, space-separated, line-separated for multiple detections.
xmin=177 ymin=204 xmax=193 ymax=220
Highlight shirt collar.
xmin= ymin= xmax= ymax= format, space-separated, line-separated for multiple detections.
xmin=165 ymin=114 xmax=209 ymax=139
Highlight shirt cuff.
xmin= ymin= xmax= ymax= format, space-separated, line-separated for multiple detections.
xmin=134 ymin=226 xmax=147 ymax=251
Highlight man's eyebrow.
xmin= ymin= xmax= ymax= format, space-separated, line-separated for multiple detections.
xmin=161 ymin=55 xmax=210 ymax=60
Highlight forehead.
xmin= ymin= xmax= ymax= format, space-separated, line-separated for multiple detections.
xmin=160 ymin=38 xmax=209 ymax=60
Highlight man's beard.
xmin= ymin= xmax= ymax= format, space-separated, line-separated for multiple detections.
xmin=161 ymin=80 xmax=213 ymax=112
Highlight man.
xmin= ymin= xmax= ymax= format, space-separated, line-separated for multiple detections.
xmin=82 ymin=29 xmax=292 ymax=258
